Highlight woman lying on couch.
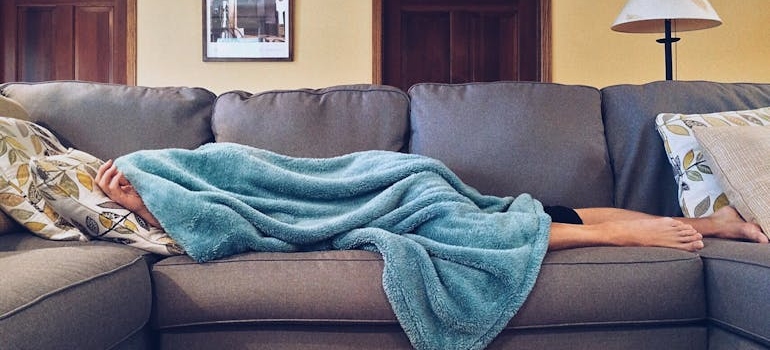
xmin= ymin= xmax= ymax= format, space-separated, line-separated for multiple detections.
xmin=95 ymin=147 xmax=768 ymax=254
xmin=95 ymin=150 xmax=768 ymax=251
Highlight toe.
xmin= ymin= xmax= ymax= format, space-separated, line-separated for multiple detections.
xmin=692 ymin=240 xmax=705 ymax=250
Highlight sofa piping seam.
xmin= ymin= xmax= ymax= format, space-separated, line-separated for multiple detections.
xmin=156 ymin=316 xmax=706 ymax=332
xmin=543 ymin=256 xmax=699 ymax=266
xmin=155 ymin=257 xmax=384 ymax=267
xmin=699 ymin=255 xmax=770 ymax=269
xmin=156 ymin=318 xmax=400 ymax=330
xmin=708 ymin=317 xmax=770 ymax=346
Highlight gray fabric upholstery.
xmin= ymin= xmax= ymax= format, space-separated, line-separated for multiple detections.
xmin=158 ymin=325 xmax=411 ymax=350
xmin=408 ymin=82 xmax=613 ymax=208
xmin=0 ymin=231 xmax=91 ymax=251
xmin=512 ymin=247 xmax=705 ymax=328
xmin=0 ymin=81 xmax=215 ymax=160
xmin=0 ymin=244 xmax=153 ymax=349
xmin=700 ymin=239 xmax=770 ymax=347
xmin=709 ymin=326 xmax=769 ymax=350
xmin=158 ymin=326 xmax=708 ymax=350
xmin=601 ymin=81 xmax=770 ymax=216
xmin=211 ymin=85 xmax=410 ymax=158
xmin=152 ymin=246 xmax=704 ymax=347
xmin=493 ymin=327 xmax=708 ymax=350
xmin=152 ymin=250 xmax=395 ymax=330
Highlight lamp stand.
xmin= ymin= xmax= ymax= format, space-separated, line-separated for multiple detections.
xmin=656 ymin=19 xmax=680 ymax=80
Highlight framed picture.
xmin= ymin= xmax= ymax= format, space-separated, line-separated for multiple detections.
xmin=203 ymin=0 xmax=293 ymax=61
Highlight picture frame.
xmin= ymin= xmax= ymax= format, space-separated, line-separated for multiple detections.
xmin=203 ymin=0 xmax=293 ymax=61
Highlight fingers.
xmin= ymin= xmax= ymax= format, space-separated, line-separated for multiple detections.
xmin=95 ymin=159 xmax=112 ymax=185
xmin=96 ymin=159 xmax=129 ymax=196
xmin=96 ymin=160 xmax=116 ymax=192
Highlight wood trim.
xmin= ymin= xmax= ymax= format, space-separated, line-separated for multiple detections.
xmin=126 ymin=0 xmax=136 ymax=85
xmin=371 ymin=0 xmax=552 ymax=84
xmin=372 ymin=0 xmax=383 ymax=84
xmin=1 ymin=1 xmax=16 ymax=82
xmin=539 ymin=0 xmax=551 ymax=82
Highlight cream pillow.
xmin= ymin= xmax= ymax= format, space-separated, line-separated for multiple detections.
xmin=0 ymin=95 xmax=30 ymax=121
xmin=30 ymin=149 xmax=184 ymax=255
xmin=693 ymin=126 xmax=770 ymax=240
xmin=0 ymin=117 xmax=87 ymax=240
xmin=655 ymin=107 xmax=770 ymax=217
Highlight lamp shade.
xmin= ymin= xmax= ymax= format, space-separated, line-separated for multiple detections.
xmin=612 ymin=0 xmax=722 ymax=33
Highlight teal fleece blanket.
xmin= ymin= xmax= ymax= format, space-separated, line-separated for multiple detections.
xmin=115 ymin=142 xmax=551 ymax=350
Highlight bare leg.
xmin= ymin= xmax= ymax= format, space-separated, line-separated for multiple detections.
xmin=548 ymin=218 xmax=704 ymax=252
xmin=574 ymin=206 xmax=767 ymax=243
xmin=573 ymin=207 xmax=656 ymax=224
xmin=548 ymin=206 xmax=768 ymax=252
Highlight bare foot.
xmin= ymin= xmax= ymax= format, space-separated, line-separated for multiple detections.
xmin=596 ymin=217 xmax=705 ymax=252
xmin=687 ymin=206 xmax=769 ymax=243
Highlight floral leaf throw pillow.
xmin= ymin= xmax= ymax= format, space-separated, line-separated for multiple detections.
xmin=30 ymin=149 xmax=184 ymax=255
xmin=0 ymin=117 xmax=87 ymax=240
xmin=655 ymin=106 xmax=770 ymax=217
xmin=30 ymin=149 xmax=184 ymax=256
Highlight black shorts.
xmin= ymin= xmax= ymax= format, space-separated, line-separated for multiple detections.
xmin=543 ymin=205 xmax=583 ymax=225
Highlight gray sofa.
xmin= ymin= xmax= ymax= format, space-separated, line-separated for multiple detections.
xmin=0 ymin=80 xmax=768 ymax=350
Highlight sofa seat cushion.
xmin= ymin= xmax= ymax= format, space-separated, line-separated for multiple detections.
xmin=152 ymin=247 xmax=704 ymax=333
xmin=0 ymin=244 xmax=153 ymax=349
xmin=408 ymin=82 xmax=613 ymax=209
xmin=511 ymin=247 xmax=705 ymax=329
xmin=700 ymin=239 xmax=770 ymax=346
xmin=212 ymin=84 xmax=410 ymax=158
xmin=152 ymin=250 xmax=396 ymax=330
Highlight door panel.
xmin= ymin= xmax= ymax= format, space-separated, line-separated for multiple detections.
xmin=1 ymin=0 xmax=134 ymax=84
xmin=75 ymin=6 xmax=114 ymax=82
xmin=451 ymin=11 xmax=518 ymax=82
xmin=381 ymin=0 xmax=542 ymax=92
xmin=18 ymin=6 xmax=55 ymax=81
xmin=402 ymin=11 xmax=451 ymax=89
xmin=17 ymin=5 xmax=75 ymax=81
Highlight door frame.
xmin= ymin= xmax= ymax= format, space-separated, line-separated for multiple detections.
xmin=0 ymin=0 xmax=137 ymax=85
xmin=371 ymin=0 xmax=551 ymax=84
xmin=126 ymin=0 xmax=137 ymax=85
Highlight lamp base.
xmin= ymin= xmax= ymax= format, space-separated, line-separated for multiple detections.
xmin=657 ymin=19 xmax=680 ymax=80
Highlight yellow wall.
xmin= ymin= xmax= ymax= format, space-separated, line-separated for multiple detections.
xmin=136 ymin=0 xmax=373 ymax=94
xmin=137 ymin=1 xmax=770 ymax=92
xmin=551 ymin=0 xmax=770 ymax=87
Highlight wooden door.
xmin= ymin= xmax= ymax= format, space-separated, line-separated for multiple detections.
xmin=376 ymin=0 xmax=547 ymax=92
xmin=1 ymin=0 xmax=136 ymax=84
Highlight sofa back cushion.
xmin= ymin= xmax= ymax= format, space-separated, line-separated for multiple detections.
xmin=212 ymin=85 xmax=410 ymax=158
xmin=0 ymin=81 xmax=216 ymax=160
xmin=408 ymin=82 xmax=613 ymax=208
xmin=601 ymin=81 xmax=770 ymax=216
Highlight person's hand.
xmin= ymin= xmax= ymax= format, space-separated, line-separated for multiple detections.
xmin=95 ymin=159 xmax=145 ymax=212
xmin=95 ymin=160 xmax=162 ymax=228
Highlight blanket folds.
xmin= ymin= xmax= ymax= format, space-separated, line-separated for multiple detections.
xmin=115 ymin=142 xmax=551 ymax=350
